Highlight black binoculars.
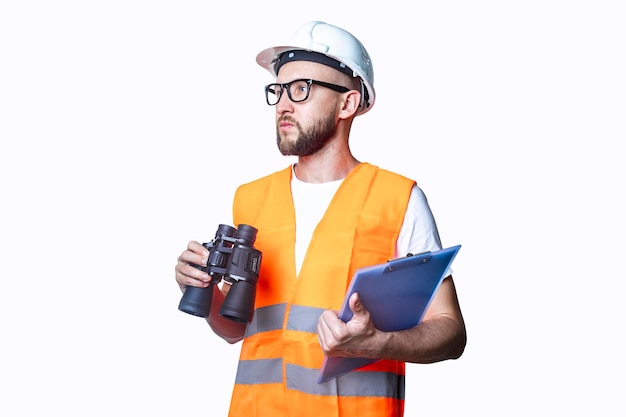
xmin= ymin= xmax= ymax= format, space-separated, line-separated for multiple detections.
xmin=178 ymin=223 xmax=262 ymax=323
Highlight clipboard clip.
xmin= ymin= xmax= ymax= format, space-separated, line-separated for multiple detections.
xmin=405 ymin=251 xmax=431 ymax=259
xmin=386 ymin=251 xmax=432 ymax=272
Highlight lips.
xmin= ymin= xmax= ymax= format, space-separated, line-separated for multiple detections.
xmin=278 ymin=117 xmax=296 ymax=131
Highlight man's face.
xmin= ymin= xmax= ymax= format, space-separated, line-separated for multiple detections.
xmin=273 ymin=61 xmax=344 ymax=156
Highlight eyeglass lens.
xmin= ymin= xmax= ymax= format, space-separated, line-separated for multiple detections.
xmin=266 ymin=80 xmax=311 ymax=105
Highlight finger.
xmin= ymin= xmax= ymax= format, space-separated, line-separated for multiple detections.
xmin=175 ymin=257 xmax=211 ymax=288
xmin=317 ymin=311 xmax=331 ymax=337
xmin=175 ymin=268 xmax=211 ymax=288
xmin=178 ymin=241 xmax=209 ymax=267
xmin=188 ymin=240 xmax=209 ymax=257
xmin=349 ymin=292 xmax=364 ymax=315
xmin=317 ymin=323 xmax=328 ymax=350
xmin=317 ymin=313 xmax=340 ymax=354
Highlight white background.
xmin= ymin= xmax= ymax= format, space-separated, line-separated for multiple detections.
xmin=1 ymin=1 xmax=624 ymax=416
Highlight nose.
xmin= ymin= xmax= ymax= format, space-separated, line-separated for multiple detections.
xmin=275 ymin=89 xmax=293 ymax=113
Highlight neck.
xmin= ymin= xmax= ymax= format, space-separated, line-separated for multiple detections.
xmin=294 ymin=151 xmax=360 ymax=183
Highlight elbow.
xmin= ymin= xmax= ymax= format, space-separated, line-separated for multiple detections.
xmin=223 ymin=336 xmax=244 ymax=344
xmin=449 ymin=324 xmax=467 ymax=360
xmin=449 ymin=341 xmax=466 ymax=360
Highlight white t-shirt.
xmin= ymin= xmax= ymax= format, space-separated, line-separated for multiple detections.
xmin=290 ymin=169 xmax=444 ymax=275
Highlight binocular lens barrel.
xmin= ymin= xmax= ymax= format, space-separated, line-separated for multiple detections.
xmin=178 ymin=285 xmax=215 ymax=318
xmin=234 ymin=223 xmax=258 ymax=245
xmin=216 ymin=224 xmax=237 ymax=239
xmin=220 ymin=280 xmax=257 ymax=323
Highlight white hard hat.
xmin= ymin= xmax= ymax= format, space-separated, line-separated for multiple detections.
xmin=256 ymin=21 xmax=375 ymax=115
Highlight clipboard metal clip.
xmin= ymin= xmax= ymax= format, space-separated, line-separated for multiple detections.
xmin=386 ymin=251 xmax=432 ymax=272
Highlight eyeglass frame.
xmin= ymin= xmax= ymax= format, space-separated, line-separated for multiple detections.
xmin=264 ymin=78 xmax=351 ymax=106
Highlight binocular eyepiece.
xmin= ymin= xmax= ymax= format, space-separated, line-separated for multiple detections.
xmin=178 ymin=223 xmax=262 ymax=323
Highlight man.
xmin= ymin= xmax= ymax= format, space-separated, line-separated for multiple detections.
xmin=175 ymin=21 xmax=466 ymax=417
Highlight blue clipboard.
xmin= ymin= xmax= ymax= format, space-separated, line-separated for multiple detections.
xmin=317 ymin=244 xmax=461 ymax=383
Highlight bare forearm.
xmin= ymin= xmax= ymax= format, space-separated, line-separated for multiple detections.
xmin=376 ymin=315 xmax=466 ymax=363
xmin=376 ymin=278 xmax=467 ymax=363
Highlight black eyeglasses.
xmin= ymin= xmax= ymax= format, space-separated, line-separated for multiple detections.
xmin=264 ymin=78 xmax=350 ymax=106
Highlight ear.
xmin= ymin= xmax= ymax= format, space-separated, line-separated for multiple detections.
xmin=338 ymin=90 xmax=361 ymax=119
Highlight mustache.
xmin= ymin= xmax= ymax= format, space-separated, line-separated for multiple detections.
xmin=278 ymin=115 xmax=297 ymax=125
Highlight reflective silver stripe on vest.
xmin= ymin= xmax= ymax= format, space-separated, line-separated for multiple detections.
xmin=244 ymin=304 xmax=286 ymax=338
xmin=234 ymin=361 xmax=404 ymax=399
xmin=244 ymin=304 xmax=324 ymax=338
xmin=286 ymin=305 xmax=325 ymax=333
xmin=286 ymin=364 xmax=405 ymax=398
xmin=235 ymin=358 xmax=283 ymax=385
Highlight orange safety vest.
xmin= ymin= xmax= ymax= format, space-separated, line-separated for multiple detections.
xmin=229 ymin=163 xmax=415 ymax=417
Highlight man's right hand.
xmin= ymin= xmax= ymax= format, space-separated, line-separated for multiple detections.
xmin=175 ymin=240 xmax=212 ymax=292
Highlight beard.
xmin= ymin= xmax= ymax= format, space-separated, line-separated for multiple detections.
xmin=276 ymin=112 xmax=337 ymax=156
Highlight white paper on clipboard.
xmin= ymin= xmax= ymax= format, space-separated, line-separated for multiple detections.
xmin=317 ymin=244 xmax=462 ymax=383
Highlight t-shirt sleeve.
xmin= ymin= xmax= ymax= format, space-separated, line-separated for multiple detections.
xmin=396 ymin=184 xmax=446 ymax=268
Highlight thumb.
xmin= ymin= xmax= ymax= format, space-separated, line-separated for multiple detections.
xmin=349 ymin=292 xmax=365 ymax=317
